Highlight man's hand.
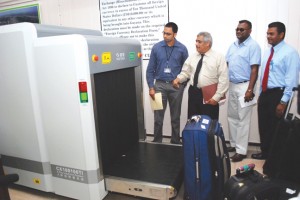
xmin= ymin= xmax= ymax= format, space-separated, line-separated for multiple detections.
xmin=244 ymin=90 xmax=255 ymax=102
xmin=205 ymin=98 xmax=218 ymax=105
xmin=149 ymin=88 xmax=155 ymax=100
xmin=172 ymin=78 xmax=180 ymax=89
xmin=276 ymin=103 xmax=286 ymax=118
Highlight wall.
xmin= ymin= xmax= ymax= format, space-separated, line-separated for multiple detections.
xmin=1 ymin=0 xmax=299 ymax=143
xmin=143 ymin=0 xmax=300 ymax=143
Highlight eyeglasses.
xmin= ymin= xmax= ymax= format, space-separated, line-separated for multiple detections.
xmin=235 ymin=28 xmax=249 ymax=32
xmin=162 ymin=31 xmax=172 ymax=36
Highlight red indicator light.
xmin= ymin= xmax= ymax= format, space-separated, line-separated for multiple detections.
xmin=92 ymin=54 xmax=99 ymax=62
xmin=137 ymin=52 xmax=142 ymax=58
xmin=78 ymin=82 xmax=87 ymax=92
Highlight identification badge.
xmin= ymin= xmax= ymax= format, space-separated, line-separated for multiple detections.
xmin=164 ymin=67 xmax=171 ymax=73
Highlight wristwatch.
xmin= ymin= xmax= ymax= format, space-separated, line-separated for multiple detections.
xmin=280 ymin=100 xmax=287 ymax=105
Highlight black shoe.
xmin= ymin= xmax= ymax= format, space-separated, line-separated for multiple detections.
xmin=227 ymin=147 xmax=236 ymax=152
xmin=251 ymin=152 xmax=267 ymax=160
xmin=151 ymin=139 xmax=162 ymax=143
xmin=230 ymin=153 xmax=247 ymax=162
xmin=170 ymin=140 xmax=182 ymax=145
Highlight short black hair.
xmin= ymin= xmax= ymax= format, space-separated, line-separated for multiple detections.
xmin=268 ymin=21 xmax=286 ymax=39
xmin=239 ymin=20 xmax=252 ymax=29
xmin=165 ymin=22 xmax=178 ymax=33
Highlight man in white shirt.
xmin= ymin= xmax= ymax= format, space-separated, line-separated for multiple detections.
xmin=173 ymin=31 xmax=228 ymax=120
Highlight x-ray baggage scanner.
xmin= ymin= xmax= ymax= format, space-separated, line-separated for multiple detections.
xmin=0 ymin=23 xmax=183 ymax=200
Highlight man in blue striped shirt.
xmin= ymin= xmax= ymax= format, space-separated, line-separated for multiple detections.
xmin=252 ymin=22 xmax=300 ymax=160
xmin=146 ymin=22 xmax=188 ymax=144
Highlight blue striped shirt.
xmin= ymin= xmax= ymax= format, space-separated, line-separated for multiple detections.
xmin=260 ymin=41 xmax=300 ymax=102
xmin=146 ymin=39 xmax=188 ymax=88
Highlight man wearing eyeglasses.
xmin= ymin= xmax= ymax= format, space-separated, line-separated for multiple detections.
xmin=226 ymin=20 xmax=261 ymax=162
xmin=146 ymin=22 xmax=188 ymax=144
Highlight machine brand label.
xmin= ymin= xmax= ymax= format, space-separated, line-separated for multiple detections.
xmin=102 ymin=52 xmax=111 ymax=64
xmin=52 ymin=165 xmax=85 ymax=183
xmin=51 ymin=164 xmax=101 ymax=184
xmin=116 ymin=52 xmax=125 ymax=61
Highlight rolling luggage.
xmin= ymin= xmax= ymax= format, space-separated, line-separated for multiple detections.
xmin=224 ymin=164 xmax=281 ymax=200
xmin=298 ymin=85 xmax=300 ymax=114
xmin=263 ymin=88 xmax=300 ymax=184
xmin=224 ymin=164 xmax=300 ymax=200
xmin=182 ymin=115 xmax=230 ymax=200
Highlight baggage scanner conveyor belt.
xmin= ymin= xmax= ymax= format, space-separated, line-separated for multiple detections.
xmin=104 ymin=142 xmax=183 ymax=200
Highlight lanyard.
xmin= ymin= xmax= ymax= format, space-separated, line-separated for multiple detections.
xmin=165 ymin=46 xmax=174 ymax=66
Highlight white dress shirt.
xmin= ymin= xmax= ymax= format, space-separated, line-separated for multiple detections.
xmin=177 ymin=49 xmax=229 ymax=101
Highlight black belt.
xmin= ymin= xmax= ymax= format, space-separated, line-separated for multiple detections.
xmin=156 ymin=79 xmax=172 ymax=84
xmin=264 ymin=87 xmax=285 ymax=92
xmin=231 ymin=80 xmax=249 ymax=84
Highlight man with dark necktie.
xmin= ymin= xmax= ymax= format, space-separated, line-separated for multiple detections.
xmin=173 ymin=31 xmax=228 ymax=120
xmin=252 ymin=22 xmax=300 ymax=160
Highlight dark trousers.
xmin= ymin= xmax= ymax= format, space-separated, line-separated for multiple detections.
xmin=188 ymin=85 xmax=219 ymax=120
xmin=258 ymin=89 xmax=284 ymax=157
xmin=153 ymin=80 xmax=185 ymax=143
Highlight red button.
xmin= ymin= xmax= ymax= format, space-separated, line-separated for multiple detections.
xmin=92 ymin=54 xmax=99 ymax=62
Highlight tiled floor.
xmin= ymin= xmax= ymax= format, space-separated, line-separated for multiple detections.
xmin=7 ymin=137 xmax=265 ymax=200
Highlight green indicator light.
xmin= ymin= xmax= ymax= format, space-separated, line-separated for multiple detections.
xmin=129 ymin=52 xmax=135 ymax=61
xmin=80 ymin=92 xmax=88 ymax=103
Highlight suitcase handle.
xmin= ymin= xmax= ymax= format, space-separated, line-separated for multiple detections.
xmin=284 ymin=87 xmax=298 ymax=119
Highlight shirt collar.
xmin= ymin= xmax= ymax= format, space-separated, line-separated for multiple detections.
xmin=161 ymin=38 xmax=178 ymax=47
xmin=198 ymin=48 xmax=212 ymax=57
xmin=273 ymin=40 xmax=285 ymax=52
xmin=234 ymin=36 xmax=252 ymax=47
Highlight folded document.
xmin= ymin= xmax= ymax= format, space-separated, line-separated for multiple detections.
xmin=150 ymin=92 xmax=163 ymax=110
xmin=239 ymin=96 xmax=257 ymax=108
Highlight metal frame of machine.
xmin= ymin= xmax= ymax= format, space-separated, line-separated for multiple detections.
xmin=0 ymin=23 xmax=182 ymax=200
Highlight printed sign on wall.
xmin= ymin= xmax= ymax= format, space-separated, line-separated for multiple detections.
xmin=100 ymin=0 xmax=169 ymax=59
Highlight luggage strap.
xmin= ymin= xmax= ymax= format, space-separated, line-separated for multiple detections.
xmin=207 ymin=120 xmax=218 ymax=199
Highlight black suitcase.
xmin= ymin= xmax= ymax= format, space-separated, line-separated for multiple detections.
xmin=224 ymin=164 xmax=300 ymax=200
xmin=224 ymin=164 xmax=281 ymax=200
xmin=263 ymin=88 xmax=300 ymax=184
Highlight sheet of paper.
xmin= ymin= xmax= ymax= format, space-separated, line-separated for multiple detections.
xmin=239 ymin=96 xmax=257 ymax=108
xmin=150 ymin=92 xmax=163 ymax=110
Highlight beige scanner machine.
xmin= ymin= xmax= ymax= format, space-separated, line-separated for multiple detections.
xmin=0 ymin=23 xmax=183 ymax=200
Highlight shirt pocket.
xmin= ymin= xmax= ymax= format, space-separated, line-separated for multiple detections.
xmin=270 ymin=58 xmax=284 ymax=72
xmin=201 ymin=61 xmax=218 ymax=79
